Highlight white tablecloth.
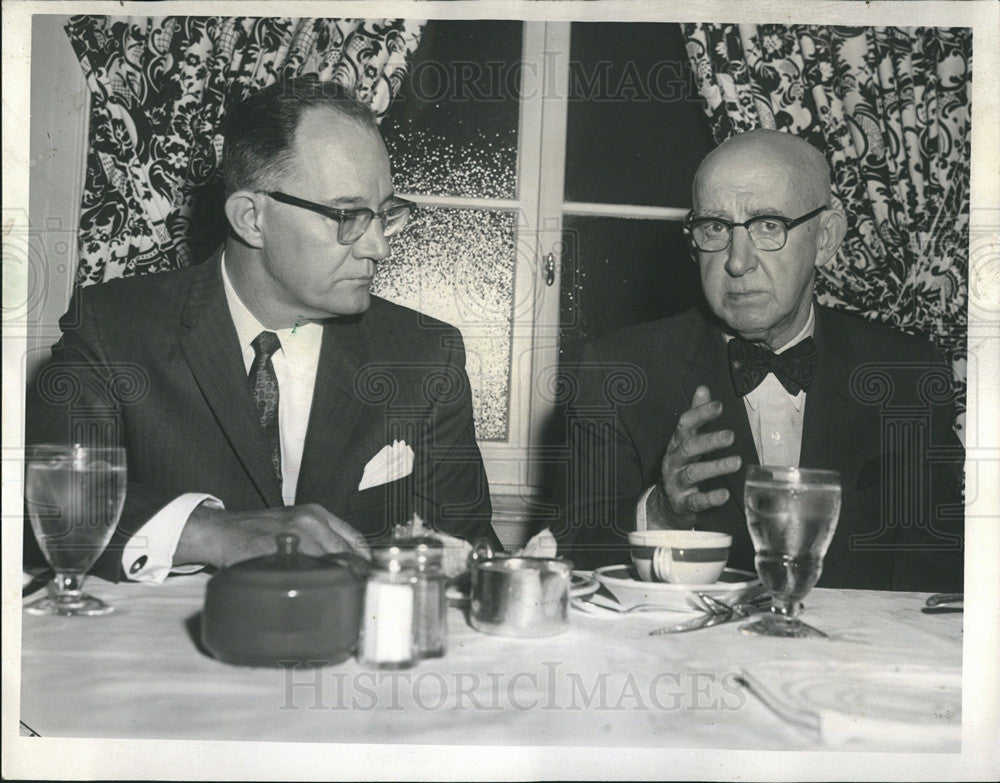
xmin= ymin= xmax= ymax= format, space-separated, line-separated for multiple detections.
xmin=18 ymin=575 xmax=962 ymax=750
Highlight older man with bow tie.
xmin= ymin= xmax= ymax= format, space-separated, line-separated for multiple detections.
xmin=557 ymin=129 xmax=964 ymax=592
xmin=26 ymin=76 xmax=499 ymax=582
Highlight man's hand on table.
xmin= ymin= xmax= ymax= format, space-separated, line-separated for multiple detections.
xmin=658 ymin=385 xmax=742 ymax=526
xmin=175 ymin=503 xmax=371 ymax=569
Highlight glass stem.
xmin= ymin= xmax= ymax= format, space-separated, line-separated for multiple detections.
xmin=54 ymin=573 xmax=85 ymax=602
xmin=772 ymin=597 xmax=801 ymax=623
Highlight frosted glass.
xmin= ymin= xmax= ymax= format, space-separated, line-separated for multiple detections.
xmin=374 ymin=207 xmax=516 ymax=440
xmin=380 ymin=20 xmax=521 ymax=199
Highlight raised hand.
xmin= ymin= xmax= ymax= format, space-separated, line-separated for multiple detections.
xmin=659 ymin=386 xmax=742 ymax=525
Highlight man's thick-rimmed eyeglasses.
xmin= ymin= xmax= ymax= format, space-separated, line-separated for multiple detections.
xmin=684 ymin=205 xmax=827 ymax=252
xmin=265 ymin=191 xmax=415 ymax=245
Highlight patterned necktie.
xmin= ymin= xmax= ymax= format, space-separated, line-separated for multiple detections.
xmin=727 ymin=335 xmax=818 ymax=397
xmin=249 ymin=331 xmax=282 ymax=483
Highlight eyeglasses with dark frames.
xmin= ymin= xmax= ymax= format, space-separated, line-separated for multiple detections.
xmin=683 ymin=205 xmax=828 ymax=252
xmin=264 ymin=191 xmax=415 ymax=245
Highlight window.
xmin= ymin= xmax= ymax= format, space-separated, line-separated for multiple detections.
xmin=376 ymin=20 xmax=713 ymax=497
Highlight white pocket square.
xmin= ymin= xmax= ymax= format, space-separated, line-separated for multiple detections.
xmin=358 ymin=439 xmax=414 ymax=491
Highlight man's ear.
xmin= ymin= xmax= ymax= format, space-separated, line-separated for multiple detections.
xmin=814 ymin=207 xmax=847 ymax=268
xmin=225 ymin=191 xmax=266 ymax=248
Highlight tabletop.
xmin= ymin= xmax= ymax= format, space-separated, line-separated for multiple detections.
xmin=18 ymin=574 xmax=963 ymax=751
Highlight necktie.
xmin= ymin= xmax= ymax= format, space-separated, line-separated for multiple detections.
xmin=249 ymin=331 xmax=282 ymax=483
xmin=727 ymin=335 xmax=818 ymax=397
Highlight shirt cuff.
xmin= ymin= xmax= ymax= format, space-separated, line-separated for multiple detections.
xmin=122 ymin=494 xmax=222 ymax=584
xmin=635 ymin=485 xmax=655 ymax=532
xmin=636 ymin=484 xmax=690 ymax=531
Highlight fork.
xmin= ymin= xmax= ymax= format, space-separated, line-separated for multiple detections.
xmin=647 ymin=591 xmax=771 ymax=635
xmin=697 ymin=591 xmax=771 ymax=617
xmin=695 ymin=593 xmax=831 ymax=638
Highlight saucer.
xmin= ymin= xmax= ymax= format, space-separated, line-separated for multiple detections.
xmin=593 ymin=565 xmax=759 ymax=611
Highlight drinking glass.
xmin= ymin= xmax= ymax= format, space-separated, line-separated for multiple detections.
xmin=741 ymin=466 xmax=841 ymax=638
xmin=24 ymin=444 xmax=126 ymax=616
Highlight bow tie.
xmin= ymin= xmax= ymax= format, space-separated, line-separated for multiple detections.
xmin=727 ymin=336 xmax=818 ymax=396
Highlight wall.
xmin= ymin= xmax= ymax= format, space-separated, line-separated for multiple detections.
xmin=26 ymin=14 xmax=87 ymax=382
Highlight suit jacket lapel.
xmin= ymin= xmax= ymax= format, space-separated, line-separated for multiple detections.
xmin=679 ymin=311 xmax=759 ymax=515
xmin=295 ymin=315 xmax=370 ymax=505
xmin=178 ymin=249 xmax=283 ymax=506
xmin=800 ymin=305 xmax=856 ymax=472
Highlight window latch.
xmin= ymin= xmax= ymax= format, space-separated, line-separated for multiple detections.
xmin=543 ymin=252 xmax=555 ymax=286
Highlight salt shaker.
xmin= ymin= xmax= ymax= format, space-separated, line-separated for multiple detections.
xmin=359 ymin=546 xmax=417 ymax=669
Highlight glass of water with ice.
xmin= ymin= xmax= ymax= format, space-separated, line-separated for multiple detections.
xmin=741 ymin=466 xmax=841 ymax=638
xmin=24 ymin=444 xmax=126 ymax=616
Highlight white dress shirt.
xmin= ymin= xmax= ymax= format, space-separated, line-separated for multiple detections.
xmin=122 ymin=255 xmax=324 ymax=583
xmin=736 ymin=306 xmax=814 ymax=469
xmin=636 ymin=307 xmax=815 ymax=531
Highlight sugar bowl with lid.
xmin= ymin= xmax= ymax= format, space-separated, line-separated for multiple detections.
xmin=202 ymin=533 xmax=369 ymax=667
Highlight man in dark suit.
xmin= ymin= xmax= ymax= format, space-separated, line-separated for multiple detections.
xmin=556 ymin=130 xmax=963 ymax=592
xmin=26 ymin=77 xmax=497 ymax=583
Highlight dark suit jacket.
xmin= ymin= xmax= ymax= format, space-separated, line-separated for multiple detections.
xmin=555 ymin=305 xmax=964 ymax=592
xmin=25 ymin=249 xmax=498 ymax=581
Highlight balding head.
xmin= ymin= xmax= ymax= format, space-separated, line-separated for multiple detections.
xmin=688 ymin=129 xmax=846 ymax=349
xmin=693 ymin=129 xmax=831 ymax=212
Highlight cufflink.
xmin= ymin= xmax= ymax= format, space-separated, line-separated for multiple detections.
xmin=129 ymin=555 xmax=148 ymax=574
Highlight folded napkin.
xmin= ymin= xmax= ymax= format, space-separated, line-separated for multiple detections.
xmin=358 ymin=439 xmax=414 ymax=491
xmin=740 ymin=659 xmax=961 ymax=751
xmin=518 ymin=528 xmax=558 ymax=559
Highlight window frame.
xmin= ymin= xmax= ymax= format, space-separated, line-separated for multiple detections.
xmin=400 ymin=21 xmax=695 ymax=498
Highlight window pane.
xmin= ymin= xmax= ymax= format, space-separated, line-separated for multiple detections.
xmin=559 ymin=216 xmax=704 ymax=360
xmin=381 ymin=20 xmax=522 ymax=199
xmin=564 ymin=23 xmax=714 ymax=207
xmin=374 ymin=207 xmax=516 ymax=440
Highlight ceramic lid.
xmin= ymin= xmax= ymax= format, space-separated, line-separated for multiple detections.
xmin=214 ymin=533 xmax=369 ymax=587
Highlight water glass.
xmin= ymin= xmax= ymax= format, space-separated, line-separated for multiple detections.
xmin=24 ymin=444 xmax=126 ymax=616
xmin=741 ymin=465 xmax=841 ymax=638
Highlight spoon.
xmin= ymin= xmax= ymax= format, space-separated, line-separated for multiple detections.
xmin=649 ymin=612 xmax=736 ymax=635
xmin=571 ymin=598 xmax=682 ymax=615
xmin=925 ymin=593 xmax=963 ymax=607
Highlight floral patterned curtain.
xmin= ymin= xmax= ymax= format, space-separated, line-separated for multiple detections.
xmin=66 ymin=16 xmax=424 ymax=284
xmin=682 ymin=24 xmax=971 ymax=436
